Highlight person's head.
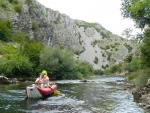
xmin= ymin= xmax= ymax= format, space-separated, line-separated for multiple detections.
xmin=39 ymin=73 xmax=43 ymax=78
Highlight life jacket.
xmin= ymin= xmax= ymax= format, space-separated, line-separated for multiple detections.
xmin=44 ymin=74 xmax=49 ymax=79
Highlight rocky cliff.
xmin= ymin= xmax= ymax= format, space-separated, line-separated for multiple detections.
xmin=0 ymin=0 xmax=136 ymax=69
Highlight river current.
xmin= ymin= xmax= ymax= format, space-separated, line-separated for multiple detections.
xmin=0 ymin=76 xmax=149 ymax=113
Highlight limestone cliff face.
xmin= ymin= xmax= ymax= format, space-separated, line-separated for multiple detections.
xmin=0 ymin=0 xmax=136 ymax=69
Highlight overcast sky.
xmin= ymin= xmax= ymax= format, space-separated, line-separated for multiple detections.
xmin=37 ymin=0 xmax=139 ymax=36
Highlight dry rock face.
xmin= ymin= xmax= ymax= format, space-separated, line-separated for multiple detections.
xmin=0 ymin=0 xmax=136 ymax=69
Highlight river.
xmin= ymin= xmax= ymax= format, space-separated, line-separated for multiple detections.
xmin=0 ymin=76 xmax=149 ymax=113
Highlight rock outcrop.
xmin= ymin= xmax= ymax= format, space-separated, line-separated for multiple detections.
xmin=0 ymin=0 xmax=136 ymax=69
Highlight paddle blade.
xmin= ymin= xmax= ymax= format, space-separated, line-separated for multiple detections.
xmin=54 ymin=90 xmax=60 ymax=96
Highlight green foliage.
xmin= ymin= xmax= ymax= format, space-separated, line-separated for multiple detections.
xmin=0 ymin=1 xmax=7 ymax=9
xmin=124 ymin=58 xmax=141 ymax=72
xmin=91 ymin=40 xmax=100 ymax=46
xmin=121 ymin=0 xmax=150 ymax=29
xmin=5 ymin=19 xmax=12 ymax=28
xmin=76 ymin=22 xmax=111 ymax=38
xmin=8 ymin=0 xmax=18 ymax=4
xmin=0 ymin=21 xmax=12 ymax=42
xmin=25 ymin=0 xmax=33 ymax=5
xmin=13 ymin=32 xmax=29 ymax=44
xmin=22 ymin=39 xmax=44 ymax=68
xmin=32 ymin=20 xmax=39 ymax=30
xmin=39 ymin=47 xmax=74 ymax=79
xmin=124 ymin=43 xmax=132 ymax=52
xmin=0 ymin=43 xmax=33 ymax=77
xmin=0 ymin=54 xmax=33 ymax=77
xmin=140 ymin=28 xmax=150 ymax=68
xmin=104 ymin=63 xmax=122 ymax=75
xmin=94 ymin=69 xmax=104 ymax=75
xmin=93 ymin=56 xmax=98 ymax=64
xmin=14 ymin=4 xmax=22 ymax=14
xmin=107 ymin=52 xmax=112 ymax=61
xmin=124 ymin=53 xmax=133 ymax=63
xmin=127 ymin=69 xmax=150 ymax=87
xmin=0 ymin=44 xmax=17 ymax=55
xmin=39 ymin=47 xmax=93 ymax=80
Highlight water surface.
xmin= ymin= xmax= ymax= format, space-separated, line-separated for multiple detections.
xmin=0 ymin=76 xmax=149 ymax=113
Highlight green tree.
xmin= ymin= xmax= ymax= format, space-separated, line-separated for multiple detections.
xmin=0 ymin=21 xmax=12 ymax=42
xmin=39 ymin=47 xmax=93 ymax=80
xmin=0 ymin=53 xmax=33 ymax=77
xmin=121 ymin=0 xmax=150 ymax=29
xmin=14 ymin=4 xmax=22 ymax=14
xmin=140 ymin=28 xmax=150 ymax=67
xmin=39 ymin=47 xmax=75 ymax=79
xmin=22 ymin=39 xmax=44 ymax=68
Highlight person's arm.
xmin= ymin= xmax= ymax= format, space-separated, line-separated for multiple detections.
xmin=35 ymin=78 xmax=39 ymax=83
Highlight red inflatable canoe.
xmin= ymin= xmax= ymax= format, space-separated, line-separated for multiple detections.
xmin=25 ymin=84 xmax=57 ymax=98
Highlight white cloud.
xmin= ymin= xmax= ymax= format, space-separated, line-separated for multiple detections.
xmin=37 ymin=0 xmax=140 ymax=36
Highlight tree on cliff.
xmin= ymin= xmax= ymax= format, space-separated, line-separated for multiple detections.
xmin=121 ymin=0 xmax=150 ymax=68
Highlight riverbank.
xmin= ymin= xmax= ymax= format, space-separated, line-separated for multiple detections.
xmin=0 ymin=76 xmax=35 ymax=84
xmin=123 ymin=80 xmax=150 ymax=110
xmin=132 ymin=86 xmax=150 ymax=109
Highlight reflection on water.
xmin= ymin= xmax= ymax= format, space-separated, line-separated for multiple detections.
xmin=0 ymin=76 xmax=149 ymax=113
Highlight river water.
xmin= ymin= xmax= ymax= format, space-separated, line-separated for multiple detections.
xmin=0 ymin=76 xmax=149 ymax=113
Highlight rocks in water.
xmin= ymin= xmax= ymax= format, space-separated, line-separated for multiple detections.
xmin=0 ymin=76 xmax=9 ymax=84
xmin=0 ymin=76 xmax=19 ymax=84
xmin=80 ymin=79 xmax=88 ymax=82
xmin=79 ymin=79 xmax=94 ymax=83
xmin=9 ymin=78 xmax=19 ymax=83
xmin=146 ymin=79 xmax=150 ymax=87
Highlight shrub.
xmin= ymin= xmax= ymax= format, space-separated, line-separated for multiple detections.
xmin=8 ymin=0 xmax=14 ymax=3
xmin=93 ymin=56 xmax=98 ymax=64
xmin=0 ymin=54 xmax=33 ymax=77
xmin=104 ymin=63 xmax=122 ymax=75
xmin=13 ymin=32 xmax=29 ymax=44
xmin=94 ymin=69 xmax=104 ymax=75
xmin=127 ymin=69 xmax=150 ymax=87
xmin=124 ymin=53 xmax=133 ymax=63
xmin=25 ymin=0 xmax=33 ymax=5
xmin=0 ymin=21 xmax=12 ymax=42
xmin=22 ymin=39 xmax=44 ymax=68
xmin=32 ymin=20 xmax=39 ymax=30
xmin=0 ymin=2 xmax=7 ymax=9
xmin=0 ymin=44 xmax=17 ymax=55
xmin=14 ymin=4 xmax=22 ymax=14
xmin=124 ymin=43 xmax=132 ymax=52
xmin=39 ymin=47 xmax=93 ymax=80
xmin=8 ymin=0 xmax=18 ymax=4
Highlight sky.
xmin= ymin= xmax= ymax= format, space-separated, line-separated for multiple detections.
xmin=37 ymin=0 xmax=139 ymax=36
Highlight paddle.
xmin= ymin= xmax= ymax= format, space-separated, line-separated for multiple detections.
xmin=47 ymin=83 xmax=60 ymax=96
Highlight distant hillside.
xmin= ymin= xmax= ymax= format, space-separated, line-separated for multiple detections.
xmin=0 ymin=0 xmax=137 ymax=69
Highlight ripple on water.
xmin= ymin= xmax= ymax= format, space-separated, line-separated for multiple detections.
xmin=110 ymin=90 xmax=145 ymax=113
xmin=23 ymin=93 xmax=90 ymax=113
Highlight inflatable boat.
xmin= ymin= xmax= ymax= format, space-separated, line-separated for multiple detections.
xmin=25 ymin=84 xmax=57 ymax=98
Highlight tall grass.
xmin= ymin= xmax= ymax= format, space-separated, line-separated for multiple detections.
xmin=127 ymin=69 xmax=150 ymax=87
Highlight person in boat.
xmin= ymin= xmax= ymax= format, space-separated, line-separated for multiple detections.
xmin=35 ymin=73 xmax=45 ymax=88
xmin=42 ymin=70 xmax=50 ymax=87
